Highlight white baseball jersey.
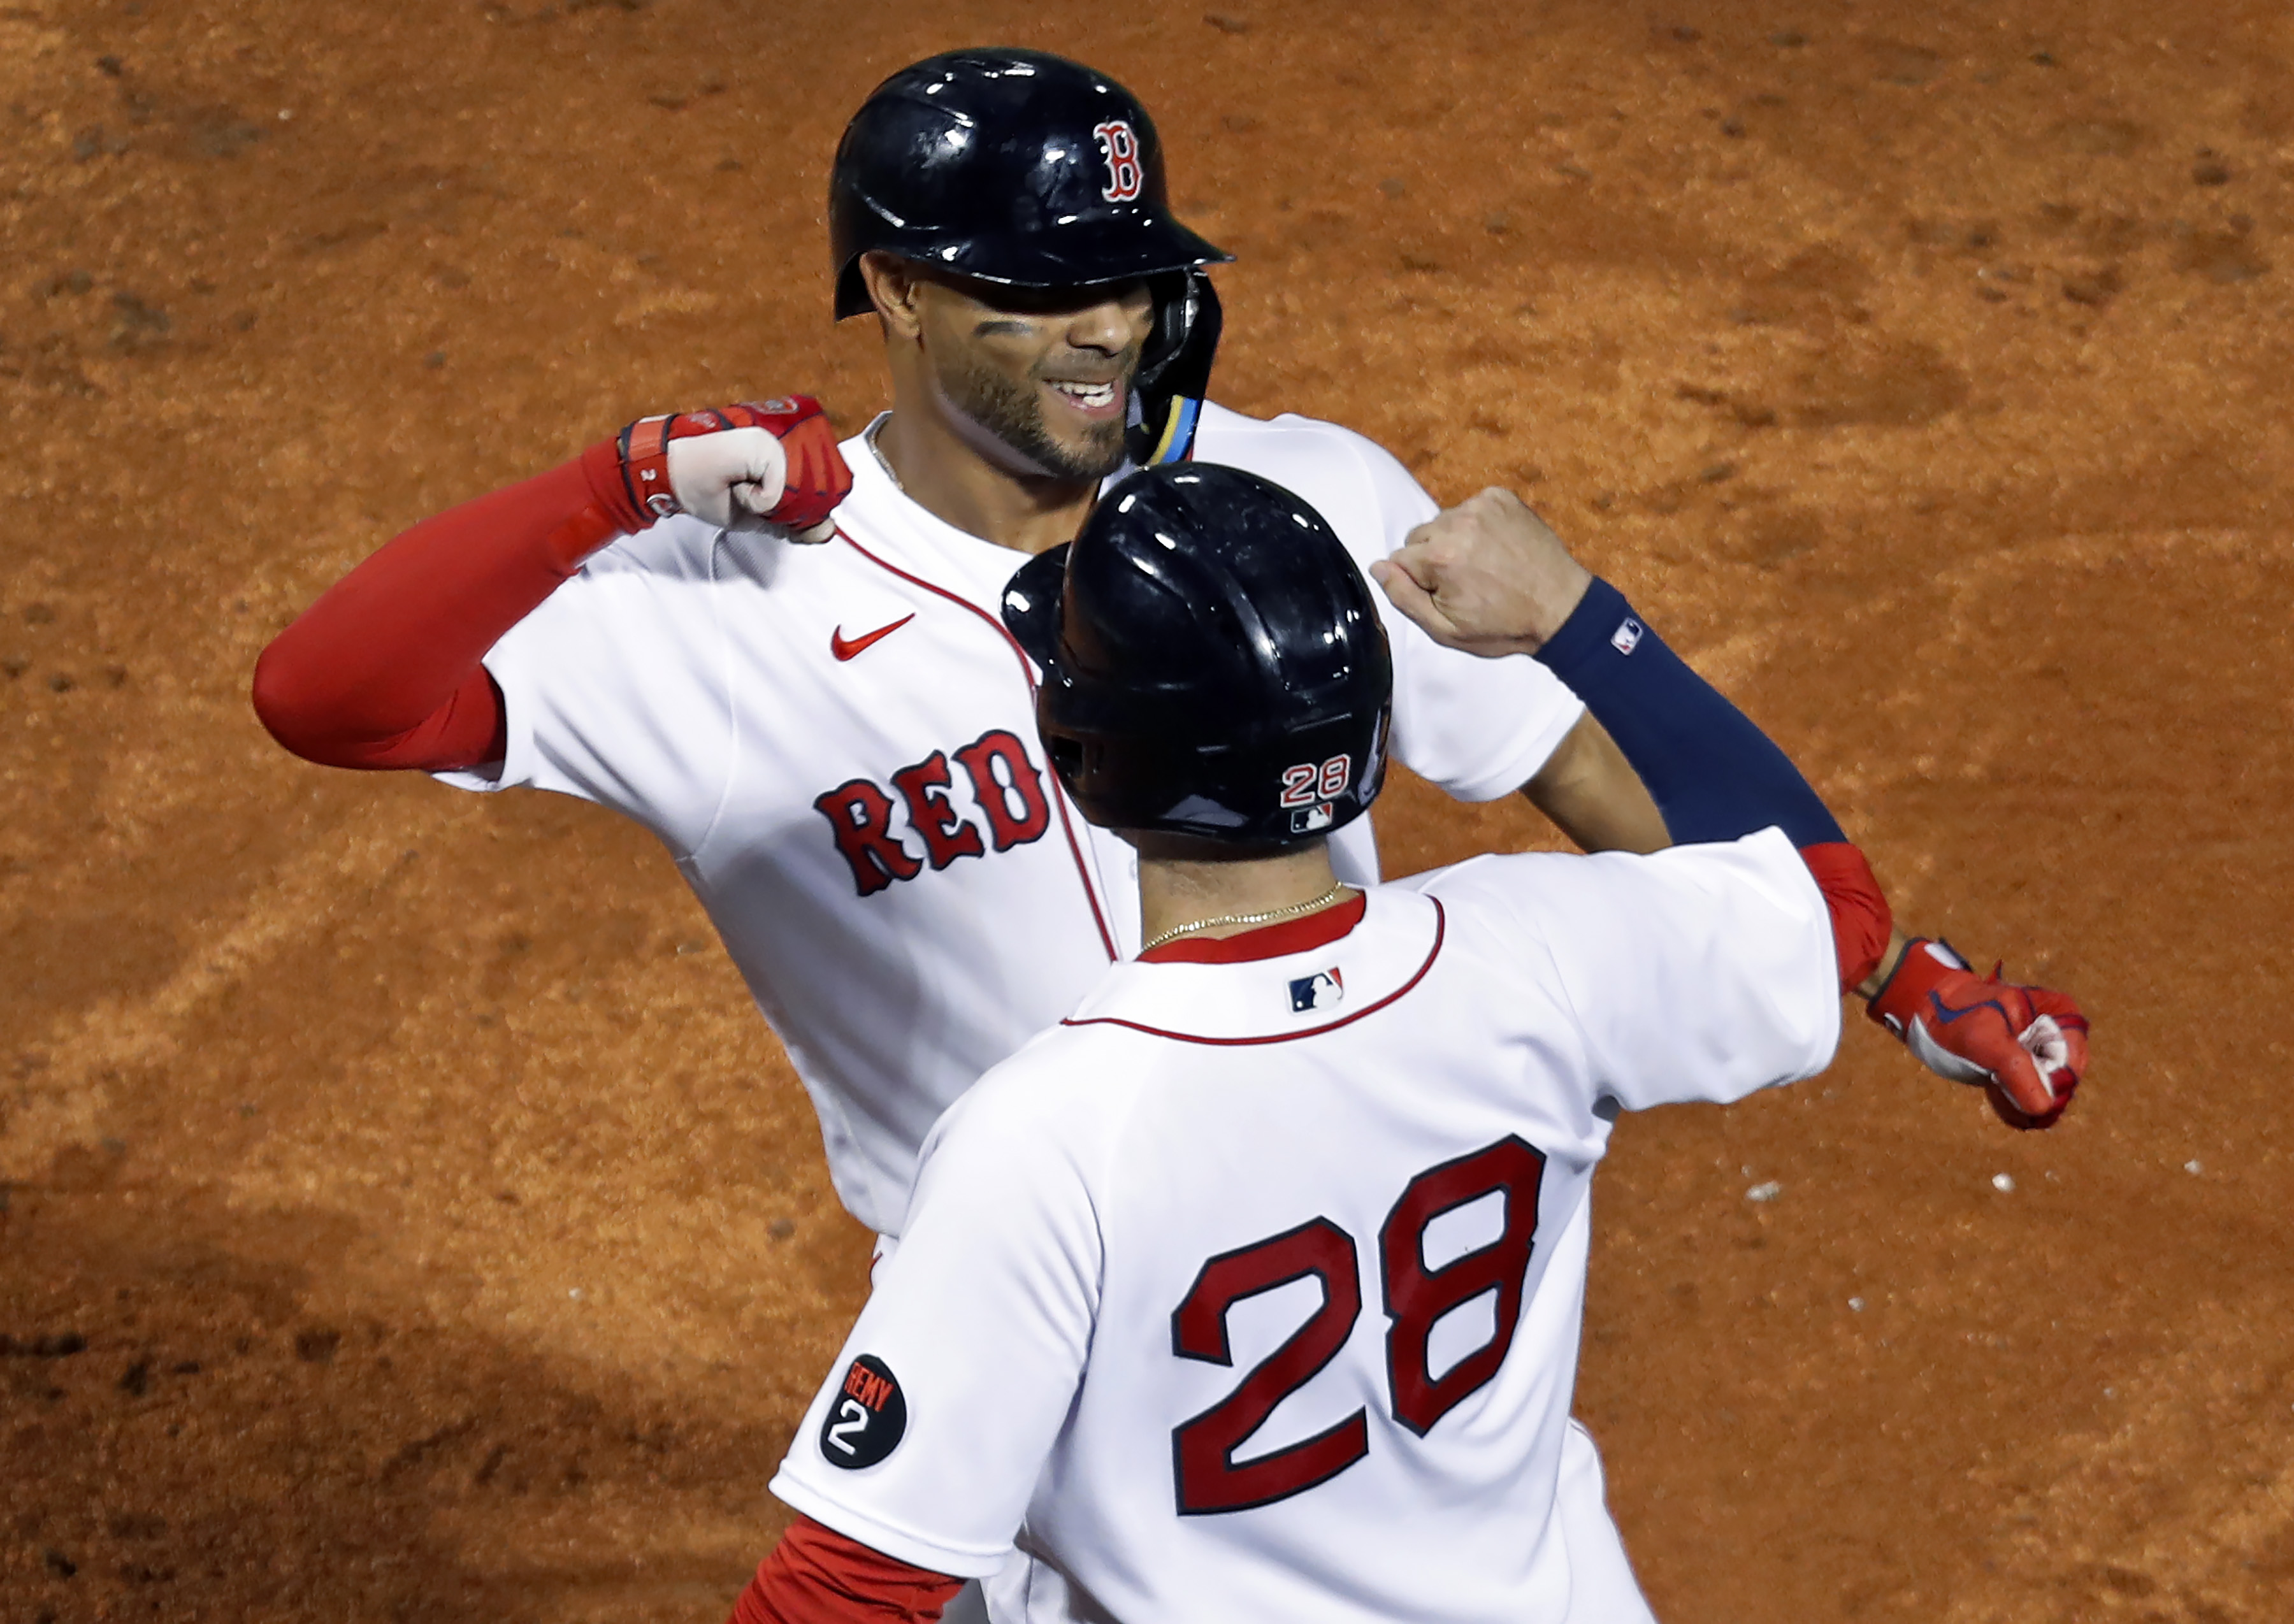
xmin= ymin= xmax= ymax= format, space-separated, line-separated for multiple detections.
xmin=441 ymin=403 xmax=1586 ymax=1235
xmin=771 ymin=830 xmax=1841 ymax=1621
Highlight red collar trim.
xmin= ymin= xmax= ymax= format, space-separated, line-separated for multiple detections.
xmin=1138 ymin=893 xmax=1367 ymax=964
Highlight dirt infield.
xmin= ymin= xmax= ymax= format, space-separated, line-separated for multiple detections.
xmin=4 ymin=1 xmax=2291 ymax=1618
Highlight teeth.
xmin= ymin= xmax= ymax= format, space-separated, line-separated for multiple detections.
xmin=1053 ymin=381 xmax=1116 ymax=407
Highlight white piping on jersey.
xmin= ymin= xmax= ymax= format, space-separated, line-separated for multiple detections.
xmin=827 ymin=521 xmax=1122 ymax=964
xmin=1065 ymin=900 xmax=1447 ymax=1046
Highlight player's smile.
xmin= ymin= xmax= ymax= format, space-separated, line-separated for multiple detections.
xmin=911 ymin=271 xmax=1152 ymax=481
xmin=1042 ymin=375 xmax=1123 ymax=420
xmin=967 ymin=299 xmax=1147 ymax=470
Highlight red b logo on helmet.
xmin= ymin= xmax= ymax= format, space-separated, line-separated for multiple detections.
xmin=1093 ymin=120 xmax=1143 ymax=201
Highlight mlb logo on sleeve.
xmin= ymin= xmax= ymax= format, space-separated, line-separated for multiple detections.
xmin=1610 ymin=617 xmax=1644 ymax=655
xmin=1289 ymin=968 xmax=1344 ymax=1013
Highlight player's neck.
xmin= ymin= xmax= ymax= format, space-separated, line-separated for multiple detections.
xmin=874 ymin=397 xmax=1100 ymax=558
xmin=1132 ymin=840 xmax=1347 ymax=948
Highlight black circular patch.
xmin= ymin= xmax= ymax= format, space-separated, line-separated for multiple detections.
xmin=818 ymin=1354 xmax=906 ymax=1470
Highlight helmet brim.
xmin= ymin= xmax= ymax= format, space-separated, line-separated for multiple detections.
xmin=835 ymin=219 xmax=1232 ymax=320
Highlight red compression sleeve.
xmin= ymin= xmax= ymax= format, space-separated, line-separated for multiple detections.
xmin=1800 ymin=842 xmax=1893 ymax=995
xmin=250 ymin=440 xmax=644 ymax=772
xmin=728 ymin=1518 xmax=965 ymax=1624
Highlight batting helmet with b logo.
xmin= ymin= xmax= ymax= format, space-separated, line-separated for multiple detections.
xmin=828 ymin=49 xmax=1228 ymax=315
xmin=829 ymin=49 xmax=1233 ymax=466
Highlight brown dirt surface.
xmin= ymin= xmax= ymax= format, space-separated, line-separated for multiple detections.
xmin=4 ymin=1 xmax=2291 ymax=1620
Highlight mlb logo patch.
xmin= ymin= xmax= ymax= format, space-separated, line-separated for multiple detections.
xmin=1288 ymin=967 xmax=1344 ymax=1013
xmin=1610 ymin=617 xmax=1644 ymax=655
xmin=1289 ymin=801 xmax=1335 ymax=835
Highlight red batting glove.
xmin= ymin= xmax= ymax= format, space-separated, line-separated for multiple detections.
xmin=612 ymin=396 xmax=851 ymax=540
xmin=1868 ymin=939 xmax=2089 ymax=1130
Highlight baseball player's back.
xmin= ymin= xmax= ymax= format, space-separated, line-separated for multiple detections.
xmin=714 ymin=445 xmax=2079 ymax=1624
xmin=770 ymin=835 xmax=1841 ymax=1622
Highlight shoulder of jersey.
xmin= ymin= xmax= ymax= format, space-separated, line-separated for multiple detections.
xmin=975 ymin=1017 xmax=1137 ymax=1101
xmin=930 ymin=1025 xmax=1149 ymax=1160
xmin=1193 ymin=399 xmax=1403 ymax=477
xmin=1404 ymin=849 xmax=1603 ymax=925
xmin=1190 ymin=402 xmax=1410 ymax=551
xmin=1408 ymin=843 xmax=1796 ymax=953
xmin=585 ymin=503 xmax=888 ymax=593
xmin=583 ymin=512 xmax=728 ymax=583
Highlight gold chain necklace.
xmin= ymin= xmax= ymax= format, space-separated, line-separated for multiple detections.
xmin=1139 ymin=884 xmax=1353 ymax=954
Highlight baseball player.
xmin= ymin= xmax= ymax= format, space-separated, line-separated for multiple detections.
xmin=256 ymin=49 xmax=1654 ymax=1258
xmin=722 ymin=464 xmax=2086 ymax=1623
xmin=253 ymin=47 xmax=2079 ymax=1267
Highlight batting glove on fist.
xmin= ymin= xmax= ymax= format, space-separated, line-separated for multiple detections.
xmin=1868 ymin=939 xmax=2089 ymax=1130
xmin=616 ymin=396 xmax=851 ymax=541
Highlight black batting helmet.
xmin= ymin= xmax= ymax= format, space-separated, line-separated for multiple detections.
xmin=1000 ymin=465 xmax=1393 ymax=846
xmin=830 ymin=48 xmax=1232 ymax=465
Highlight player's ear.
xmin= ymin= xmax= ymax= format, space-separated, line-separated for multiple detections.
xmin=860 ymin=252 xmax=927 ymax=343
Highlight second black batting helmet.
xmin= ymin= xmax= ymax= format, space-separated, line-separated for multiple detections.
xmin=830 ymin=48 xmax=1232 ymax=466
xmin=1000 ymin=465 xmax=1393 ymax=846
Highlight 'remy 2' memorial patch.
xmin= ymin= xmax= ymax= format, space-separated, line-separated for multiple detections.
xmin=819 ymin=1353 xmax=907 ymax=1469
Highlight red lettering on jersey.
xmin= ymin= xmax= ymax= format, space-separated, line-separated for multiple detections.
xmin=1170 ymin=1217 xmax=1369 ymax=1515
xmin=1092 ymin=120 xmax=1144 ymax=201
xmin=842 ymin=1365 xmax=891 ymax=1409
xmin=891 ymin=751 xmax=988 ymax=870
xmin=816 ymin=734 xmax=1052 ymax=897
xmin=814 ymin=779 xmax=924 ymax=896
xmin=954 ymin=729 xmax=1053 ymax=851
xmin=1166 ymin=1135 xmax=1550 ymax=1515
xmin=1380 ymin=1136 xmax=1545 ymax=1436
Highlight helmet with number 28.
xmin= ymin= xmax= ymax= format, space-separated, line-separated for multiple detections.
xmin=830 ymin=48 xmax=1234 ymax=466
xmin=1001 ymin=464 xmax=1394 ymax=848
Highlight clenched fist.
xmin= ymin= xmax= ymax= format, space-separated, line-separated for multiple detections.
xmin=1869 ymin=939 xmax=2090 ymax=1129
xmin=1369 ymin=488 xmax=1592 ymax=659
xmin=616 ymin=396 xmax=853 ymax=542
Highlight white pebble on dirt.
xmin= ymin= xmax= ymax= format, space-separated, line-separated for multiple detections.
xmin=1746 ymin=1181 xmax=1782 ymax=1203
xmin=1992 ymin=1173 xmax=2016 ymax=1193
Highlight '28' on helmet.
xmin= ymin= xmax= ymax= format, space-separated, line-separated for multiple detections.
xmin=1002 ymin=464 xmax=1394 ymax=847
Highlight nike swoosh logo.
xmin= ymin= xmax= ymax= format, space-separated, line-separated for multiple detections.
xmin=830 ymin=614 xmax=916 ymax=662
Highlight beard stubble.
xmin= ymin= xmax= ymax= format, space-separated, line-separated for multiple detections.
xmin=935 ymin=345 xmax=1135 ymax=482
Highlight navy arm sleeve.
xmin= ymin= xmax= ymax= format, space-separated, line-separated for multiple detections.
xmin=1534 ymin=578 xmax=1844 ymax=847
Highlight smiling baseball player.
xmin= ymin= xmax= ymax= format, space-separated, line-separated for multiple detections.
xmin=722 ymin=465 xmax=2084 ymax=1623
xmin=252 ymin=50 xmax=1668 ymax=1251
xmin=253 ymin=48 xmax=2081 ymax=1267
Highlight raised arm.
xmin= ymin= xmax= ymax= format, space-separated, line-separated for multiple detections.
xmin=250 ymin=399 xmax=850 ymax=772
xmin=1372 ymin=489 xmax=2088 ymax=1130
xmin=1519 ymin=714 xmax=1671 ymax=855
